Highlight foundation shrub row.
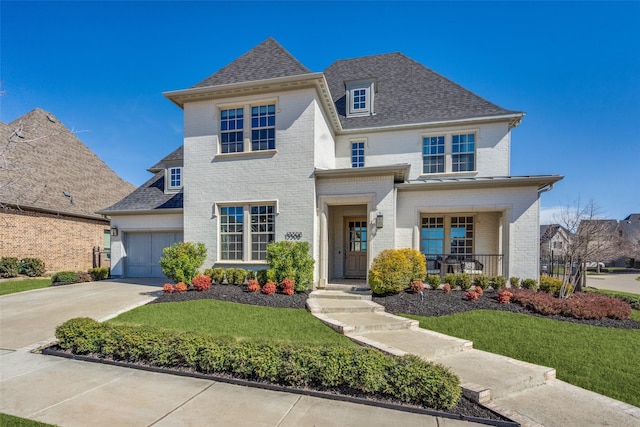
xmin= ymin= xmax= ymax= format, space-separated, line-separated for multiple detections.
xmin=0 ymin=257 xmax=46 ymax=278
xmin=511 ymin=289 xmax=631 ymax=320
xmin=56 ymin=318 xmax=461 ymax=410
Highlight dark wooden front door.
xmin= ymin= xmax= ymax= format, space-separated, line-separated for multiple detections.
xmin=344 ymin=218 xmax=367 ymax=278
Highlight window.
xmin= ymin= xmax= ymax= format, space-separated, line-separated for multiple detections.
xmin=219 ymin=202 xmax=276 ymax=262
xmin=420 ymin=215 xmax=474 ymax=257
xmin=422 ymin=136 xmax=445 ymax=174
xmin=251 ymin=104 xmax=276 ymax=151
xmin=220 ymin=108 xmax=244 ymax=153
xmin=351 ymin=141 xmax=365 ymax=168
xmin=169 ymin=167 xmax=182 ymax=188
xmin=220 ymin=206 xmax=244 ymax=260
xmin=352 ymin=89 xmax=367 ymax=111
xmin=103 ymin=230 xmax=111 ymax=260
xmin=251 ymin=205 xmax=275 ymax=260
xmin=346 ymin=81 xmax=374 ymax=117
xmin=348 ymin=220 xmax=367 ymax=252
xmin=421 ymin=132 xmax=476 ymax=175
xmin=452 ymin=133 xmax=475 ymax=172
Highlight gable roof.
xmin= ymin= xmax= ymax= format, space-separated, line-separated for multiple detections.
xmin=99 ymin=146 xmax=184 ymax=214
xmin=192 ymin=37 xmax=313 ymax=88
xmin=323 ymin=52 xmax=521 ymax=130
xmin=0 ymin=108 xmax=136 ymax=220
xmin=619 ymin=214 xmax=640 ymax=244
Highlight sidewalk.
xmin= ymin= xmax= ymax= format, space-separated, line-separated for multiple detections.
xmin=307 ymin=289 xmax=640 ymax=427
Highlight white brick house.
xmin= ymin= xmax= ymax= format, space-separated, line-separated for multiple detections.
xmin=101 ymin=38 xmax=562 ymax=285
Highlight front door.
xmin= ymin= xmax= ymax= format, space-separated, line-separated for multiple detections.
xmin=344 ymin=218 xmax=367 ymax=278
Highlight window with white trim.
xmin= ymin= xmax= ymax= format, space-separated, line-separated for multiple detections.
xmin=421 ymin=132 xmax=476 ymax=175
xmin=452 ymin=133 xmax=475 ymax=172
xmin=220 ymin=108 xmax=244 ymax=153
xmin=251 ymin=104 xmax=276 ymax=151
xmin=351 ymin=141 xmax=365 ymax=168
xmin=422 ymin=136 xmax=445 ymax=174
xmin=346 ymin=81 xmax=374 ymax=117
xmin=166 ymin=167 xmax=182 ymax=191
xmin=420 ymin=215 xmax=474 ymax=257
xmin=219 ymin=202 xmax=276 ymax=262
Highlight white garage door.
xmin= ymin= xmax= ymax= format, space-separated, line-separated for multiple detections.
xmin=125 ymin=232 xmax=183 ymax=278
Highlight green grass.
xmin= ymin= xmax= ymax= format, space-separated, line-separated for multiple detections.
xmin=0 ymin=279 xmax=51 ymax=296
xmin=403 ymin=309 xmax=640 ymax=407
xmin=110 ymin=299 xmax=355 ymax=347
xmin=0 ymin=413 xmax=55 ymax=427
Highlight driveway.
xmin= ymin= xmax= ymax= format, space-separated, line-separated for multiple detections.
xmin=0 ymin=279 xmax=162 ymax=350
xmin=586 ymin=273 xmax=640 ymax=294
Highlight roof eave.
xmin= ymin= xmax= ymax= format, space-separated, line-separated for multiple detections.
xmin=96 ymin=208 xmax=184 ymax=216
xmin=2 ymin=203 xmax=110 ymax=222
xmin=396 ymin=175 xmax=564 ymax=191
xmin=315 ymin=164 xmax=410 ymax=183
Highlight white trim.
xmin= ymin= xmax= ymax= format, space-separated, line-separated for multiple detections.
xmin=346 ymin=80 xmax=375 ymax=118
xmin=165 ymin=166 xmax=183 ymax=193
xmin=213 ymin=199 xmax=280 ymax=218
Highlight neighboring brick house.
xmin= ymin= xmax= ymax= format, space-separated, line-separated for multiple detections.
xmin=102 ymin=38 xmax=562 ymax=284
xmin=0 ymin=108 xmax=136 ymax=272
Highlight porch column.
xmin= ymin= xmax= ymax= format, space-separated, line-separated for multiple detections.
xmin=318 ymin=206 xmax=328 ymax=288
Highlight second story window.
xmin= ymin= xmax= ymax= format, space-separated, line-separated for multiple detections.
xmin=423 ymin=136 xmax=445 ymax=174
xmin=251 ymin=104 xmax=276 ymax=151
xmin=220 ymin=108 xmax=244 ymax=153
xmin=452 ymin=133 xmax=475 ymax=172
xmin=351 ymin=141 xmax=365 ymax=168
xmin=421 ymin=132 xmax=476 ymax=175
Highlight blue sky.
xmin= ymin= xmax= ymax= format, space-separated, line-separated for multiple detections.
xmin=2 ymin=1 xmax=639 ymax=223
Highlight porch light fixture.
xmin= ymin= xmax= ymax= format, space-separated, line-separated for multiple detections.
xmin=376 ymin=212 xmax=384 ymax=229
xmin=110 ymin=226 xmax=118 ymax=237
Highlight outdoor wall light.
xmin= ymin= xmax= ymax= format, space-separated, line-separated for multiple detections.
xmin=376 ymin=212 xmax=384 ymax=229
xmin=110 ymin=226 xmax=118 ymax=237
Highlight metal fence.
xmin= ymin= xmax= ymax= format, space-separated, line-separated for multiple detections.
xmin=425 ymin=254 xmax=504 ymax=279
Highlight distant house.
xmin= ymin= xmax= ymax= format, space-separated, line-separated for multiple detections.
xmin=619 ymin=214 xmax=640 ymax=266
xmin=102 ymin=38 xmax=562 ymax=284
xmin=540 ymin=224 xmax=571 ymax=258
xmin=0 ymin=108 xmax=136 ymax=272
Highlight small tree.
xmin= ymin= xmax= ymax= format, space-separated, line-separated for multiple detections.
xmin=159 ymin=242 xmax=207 ymax=284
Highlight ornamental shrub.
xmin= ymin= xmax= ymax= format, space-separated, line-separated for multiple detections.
xmin=465 ymin=290 xmax=479 ymax=301
xmin=192 ymin=274 xmax=212 ymax=291
xmin=247 ymin=279 xmax=260 ymax=292
xmin=88 ymin=267 xmax=109 ymax=281
xmin=233 ymin=268 xmax=247 ymax=285
xmin=51 ymin=271 xmax=78 ymax=285
xmin=163 ymin=283 xmax=175 ymax=294
xmin=174 ymin=282 xmax=188 ymax=293
xmin=491 ymin=275 xmax=507 ymax=290
xmin=266 ymin=241 xmax=314 ymax=291
xmin=521 ymin=278 xmax=538 ymax=291
xmin=262 ymin=281 xmax=276 ymax=295
xmin=427 ymin=274 xmax=441 ymax=289
xmin=539 ymin=276 xmax=563 ymax=295
xmin=473 ymin=274 xmax=490 ymax=290
xmin=443 ymin=273 xmax=456 ymax=287
xmin=225 ymin=268 xmax=236 ymax=284
xmin=411 ymin=280 xmax=425 ymax=294
xmin=368 ymin=249 xmax=414 ymax=295
xmin=497 ymin=289 xmax=513 ymax=304
xmin=20 ymin=258 xmax=46 ymax=277
xmin=159 ymin=242 xmax=207 ymax=284
xmin=509 ymin=276 xmax=520 ymax=288
xmin=0 ymin=257 xmax=20 ymax=278
xmin=399 ymin=248 xmax=427 ymax=282
xmin=443 ymin=283 xmax=451 ymax=294
xmin=511 ymin=289 xmax=631 ymax=320
xmin=76 ymin=271 xmax=93 ymax=283
xmin=210 ymin=268 xmax=225 ymax=285
xmin=256 ymin=270 xmax=268 ymax=286
xmin=455 ymin=273 xmax=472 ymax=291
xmin=474 ymin=285 xmax=484 ymax=296
xmin=280 ymin=278 xmax=295 ymax=295
xmin=246 ymin=270 xmax=256 ymax=280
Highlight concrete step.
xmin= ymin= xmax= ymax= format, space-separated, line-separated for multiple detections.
xmin=431 ymin=349 xmax=556 ymax=403
xmin=308 ymin=290 xmax=372 ymax=301
xmin=352 ymin=328 xmax=473 ymax=358
xmin=306 ymin=298 xmax=383 ymax=314
xmin=313 ymin=311 xmax=418 ymax=334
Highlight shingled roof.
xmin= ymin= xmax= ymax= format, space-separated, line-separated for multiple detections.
xmin=0 ymin=108 xmax=135 ymax=220
xmin=192 ymin=37 xmax=312 ymax=88
xmin=98 ymin=146 xmax=184 ymax=214
xmin=323 ymin=52 xmax=520 ymax=129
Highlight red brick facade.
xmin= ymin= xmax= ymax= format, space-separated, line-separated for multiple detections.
xmin=0 ymin=208 xmax=110 ymax=272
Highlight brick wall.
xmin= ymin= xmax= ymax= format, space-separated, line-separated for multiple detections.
xmin=0 ymin=208 xmax=110 ymax=272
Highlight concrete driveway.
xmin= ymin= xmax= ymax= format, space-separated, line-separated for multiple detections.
xmin=586 ymin=273 xmax=640 ymax=294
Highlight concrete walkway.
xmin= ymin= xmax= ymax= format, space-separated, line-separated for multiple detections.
xmin=307 ymin=288 xmax=640 ymax=427
xmin=0 ymin=280 xmax=485 ymax=426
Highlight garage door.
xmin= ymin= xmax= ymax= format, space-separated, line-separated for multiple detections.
xmin=125 ymin=232 xmax=183 ymax=278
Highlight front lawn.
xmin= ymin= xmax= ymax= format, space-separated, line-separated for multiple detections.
xmin=110 ymin=299 xmax=356 ymax=347
xmin=0 ymin=413 xmax=54 ymax=427
xmin=404 ymin=309 xmax=640 ymax=408
xmin=0 ymin=279 xmax=50 ymax=296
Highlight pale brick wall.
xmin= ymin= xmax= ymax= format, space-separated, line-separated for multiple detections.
xmin=0 ymin=208 xmax=109 ymax=272
xmin=335 ymin=121 xmax=511 ymax=178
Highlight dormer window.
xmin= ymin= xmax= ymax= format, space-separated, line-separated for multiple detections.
xmin=167 ymin=167 xmax=182 ymax=191
xmin=346 ymin=80 xmax=375 ymax=117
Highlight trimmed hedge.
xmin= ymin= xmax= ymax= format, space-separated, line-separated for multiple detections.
xmin=0 ymin=257 xmax=20 ymax=278
xmin=511 ymin=289 xmax=631 ymax=320
xmin=56 ymin=318 xmax=461 ymax=410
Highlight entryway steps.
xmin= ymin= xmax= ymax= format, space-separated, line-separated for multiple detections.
xmin=354 ymin=329 xmax=472 ymax=359
xmin=308 ymin=289 xmax=371 ymax=300
xmin=306 ymin=298 xmax=383 ymax=314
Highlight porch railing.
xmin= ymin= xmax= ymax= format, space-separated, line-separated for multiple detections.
xmin=425 ymin=254 xmax=504 ymax=279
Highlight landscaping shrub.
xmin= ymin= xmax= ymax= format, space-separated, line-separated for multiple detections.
xmin=262 ymin=281 xmax=277 ymax=295
xmin=51 ymin=271 xmax=78 ymax=285
xmin=55 ymin=318 xmax=462 ymax=410
xmin=491 ymin=275 xmax=507 ymax=290
xmin=210 ymin=268 xmax=225 ymax=284
xmin=455 ymin=273 xmax=472 ymax=291
xmin=539 ymin=276 xmax=563 ymax=295
xmin=509 ymin=276 xmax=520 ymax=288
xmin=368 ymin=249 xmax=413 ymax=295
xmin=174 ymin=282 xmax=188 ymax=293
xmin=473 ymin=274 xmax=490 ymax=290
xmin=256 ymin=270 xmax=268 ymax=286
xmin=497 ymin=289 xmax=513 ymax=304
xmin=246 ymin=270 xmax=256 ymax=280
xmin=0 ymin=257 xmax=20 ymax=278
xmin=163 ymin=284 xmax=175 ymax=294
xmin=280 ymin=278 xmax=295 ymax=295
xmin=20 ymin=258 xmax=46 ymax=277
xmin=399 ymin=248 xmax=427 ymax=281
xmin=266 ymin=241 xmax=314 ymax=291
xmin=511 ymin=289 xmax=631 ymax=320
xmin=266 ymin=269 xmax=277 ymax=283
xmin=225 ymin=268 xmax=236 ymax=284
xmin=410 ymin=280 xmax=425 ymax=294
xmin=443 ymin=273 xmax=456 ymax=287
xmin=521 ymin=278 xmax=538 ymax=290
xmin=192 ymin=274 xmax=212 ymax=291
xmin=76 ymin=271 xmax=93 ymax=283
xmin=233 ymin=268 xmax=247 ymax=285
xmin=443 ymin=283 xmax=451 ymax=294
xmin=159 ymin=242 xmax=207 ymax=284
xmin=427 ymin=274 xmax=441 ymax=289
xmin=88 ymin=267 xmax=109 ymax=281
xmin=465 ymin=290 xmax=479 ymax=301
xmin=474 ymin=285 xmax=484 ymax=296
xmin=247 ymin=279 xmax=260 ymax=293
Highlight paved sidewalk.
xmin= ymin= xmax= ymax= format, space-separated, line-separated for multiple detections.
xmin=586 ymin=273 xmax=640 ymax=294
xmin=0 ymin=280 xmax=485 ymax=427
xmin=308 ymin=289 xmax=640 ymax=427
